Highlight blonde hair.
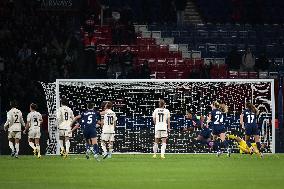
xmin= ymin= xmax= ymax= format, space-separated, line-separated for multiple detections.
xmin=219 ymin=104 xmax=228 ymax=113
xmin=213 ymin=101 xmax=220 ymax=108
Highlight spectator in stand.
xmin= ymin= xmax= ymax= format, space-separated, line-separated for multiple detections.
xmin=107 ymin=47 xmax=121 ymax=78
xmin=174 ymin=0 xmax=187 ymax=26
xmin=18 ymin=43 xmax=32 ymax=63
xmin=83 ymin=32 xmax=97 ymax=77
xmin=140 ymin=60 xmax=151 ymax=79
xmin=226 ymin=46 xmax=241 ymax=70
xmin=241 ymin=47 xmax=255 ymax=71
xmin=121 ymin=46 xmax=134 ymax=75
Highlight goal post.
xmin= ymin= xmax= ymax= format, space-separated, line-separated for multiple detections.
xmin=42 ymin=79 xmax=275 ymax=154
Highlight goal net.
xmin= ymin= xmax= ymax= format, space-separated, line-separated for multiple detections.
xmin=41 ymin=79 xmax=275 ymax=154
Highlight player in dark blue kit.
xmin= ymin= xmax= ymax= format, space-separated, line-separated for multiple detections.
xmin=240 ymin=102 xmax=263 ymax=157
xmin=207 ymin=101 xmax=231 ymax=157
xmin=70 ymin=103 xmax=101 ymax=160
xmin=195 ymin=115 xmax=213 ymax=149
xmin=183 ymin=112 xmax=200 ymax=132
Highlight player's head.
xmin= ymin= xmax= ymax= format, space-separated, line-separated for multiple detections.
xmin=30 ymin=103 xmax=38 ymax=111
xmin=219 ymin=103 xmax=228 ymax=113
xmin=211 ymin=101 xmax=220 ymax=109
xmin=245 ymin=102 xmax=259 ymax=115
xmin=87 ymin=102 xmax=94 ymax=110
xmin=10 ymin=100 xmax=18 ymax=108
xmin=186 ymin=111 xmax=193 ymax=119
xmin=101 ymin=101 xmax=108 ymax=111
xmin=105 ymin=101 xmax=113 ymax=109
xmin=159 ymin=99 xmax=165 ymax=108
xmin=61 ymin=97 xmax=68 ymax=106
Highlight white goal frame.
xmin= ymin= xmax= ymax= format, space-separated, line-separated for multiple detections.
xmin=54 ymin=79 xmax=275 ymax=154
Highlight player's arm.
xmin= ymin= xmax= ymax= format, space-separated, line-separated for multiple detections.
xmin=69 ymin=123 xmax=80 ymax=133
xmin=39 ymin=114 xmax=43 ymax=125
xmin=152 ymin=111 xmax=156 ymax=125
xmin=167 ymin=112 xmax=171 ymax=131
xmin=240 ymin=113 xmax=244 ymax=129
xmin=3 ymin=113 xmax=11 ymax=131
xmin=114 ymin=115 xmax=117 ymax=128
xmin=70 ymin=115 xmax=81 ymax=127
xmin=23 ymin=114 xmax=31 ymax=134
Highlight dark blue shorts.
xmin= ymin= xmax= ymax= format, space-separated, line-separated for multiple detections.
xmin=245 ymin=124 xmax=259 ymax=136
xmin=83 ymin=129 xmax=97 ymax=139
xmin=200 ymin=128 xmax=212 ymax=139
xmin=212 ymin=125 xmax=225 ymax=135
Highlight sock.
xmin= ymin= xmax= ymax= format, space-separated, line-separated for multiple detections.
xmin=109 ymin=143 xmax=113 ymax=154
xmin=213 ymin=141 xmax=220 ymax=151
xmin=65 ymin=140 xmax=70 ymax=154
xmin=101 ymin=142 xmax=107 ymax=154
xmin=36 ymin=144 xmax=40 ymax=155
xmin=85 ymin=143 xmax=90 ymax=151
xmin=153 ymin=143 xmax=158 ymax=154
xmin=59 ymin=140 xmax=64 ymax=151
xmin=29 ymin=142 xmax=36 ymax=150
xmin=161 ymin=143 xmax=167 ymax=156
xmin=9 ymin=141 xmax=15 ymax=152
xmin=246 ymin=140 xmax=252 ymax=148
xmin=256 ymin=142 xmax=262 ymax=153
xmin=15 ymin=143 xmax=19 ymax=154
xmin=93 ymin=144 xmax=99 ymax=155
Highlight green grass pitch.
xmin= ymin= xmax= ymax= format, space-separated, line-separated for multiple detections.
xmin=1 ymin=154 xmax=284 ymax=189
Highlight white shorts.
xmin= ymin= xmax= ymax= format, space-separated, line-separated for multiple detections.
xmin=28 ymin=127 xmax=41 ymax=139
xmin=155 ymin=130 xmax=168 ymax=138
xmin=8 ymin=131 xmax=21 ymax=139
xmin=59 ymin=129 xmax=72 ymax=138
xmin=101 ymin=133 xmax=115 ymax=142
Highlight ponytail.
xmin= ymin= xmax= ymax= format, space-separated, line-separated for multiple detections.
xmin=219 ymin=104 xmax=228 ymax=113
xmin=246 ymin=102 xmax=259 ymax=115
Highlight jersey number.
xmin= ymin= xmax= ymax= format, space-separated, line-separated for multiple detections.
xmin=14 ymin=115 xmax=19 ymax=123
xmin=247 ymin=115 xmax=255 ymax=123
xmin=34 ymin=118 xmax=39 ymax=126
xmin=64 ymin=112 xmax=69 ymax=121
xmin=158 ymin=113 xmax=164 ymax=122
xmin=214 ymin=115 xmax=223 ymax=124
xmin=107 ymin=116 xmax=114 ymax=125
xmin=87 ymin=115 xmax=93 ymax=124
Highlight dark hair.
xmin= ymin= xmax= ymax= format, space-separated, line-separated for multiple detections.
xmin=10 ymin=100 xmax=18 ymax=108
xmin=159 ymin=99 xmax=165 ymax=108
xmin=30 ymin=103 xmax=38 ymax=110
xmin=106 ymin=101 xmax=113 ymax=109
xmin=87 ymin=102 xmax=94 ymax=109
xmin=245 ymin=102 xmax=259 ymax=115
xmin=61 ymin=98 xmax=68 ymax=106
xmin=101 ymin=101 xmax=108 ymax=110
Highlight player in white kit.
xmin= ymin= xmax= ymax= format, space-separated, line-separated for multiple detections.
xmin=4 ymin=100 xmax=25 ymax=158
xmin=101 ymin=101 xmax=117 ymax=159
xmin=23 ymin=103 xmax=43 ymax=158
xmin=152 ymin=99 xmax=170 ymax=159
xmin=56 ymin=98 xmax=74 ymax=158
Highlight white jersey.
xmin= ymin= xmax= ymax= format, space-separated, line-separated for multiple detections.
xmin=5 ymin=108 xmax=25 ymax=132
xmin=56 ymin=105 xmax=74 ymax=130
xmin=152 ymin=108 xmax=170 ymax=131
xmin=27 ymin=111 xmax=42 ymax=128
xmin=102 ymin=109 xmax=117 ymax=134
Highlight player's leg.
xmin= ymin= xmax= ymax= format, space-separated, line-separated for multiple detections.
xmin=8 ymin=133 xmax=15 ymax=157
xmin=254 ymin=134 xmax=263 ymax=157
xmin=160 ymin=136 xmax=167 ymax=159
xmin=64 ymin=136 xmax=70 ymax=157
xmin=108 ymin=134 xmax=115 ymax=158
xmin=35 ymin=138 xmax=41 ymax=158
xmin=28 ymin=138 xmax=36 ymax=155
xmin=91 ymin=137 xmax=100 ymax=161
xmin=220 ymin=132 xmax=231 ymax=157
xmin=59 ymin=131 xmax=65 ymax=156
xmin=153 ymin=131 xmax=160 ymax=158
xmin=14 ymin=132 xmax=21 ymax=158
xmin=101 ymin=133 xmax=108 ymax=157
xmin=85 ymin=138 xmax=91 ymax=159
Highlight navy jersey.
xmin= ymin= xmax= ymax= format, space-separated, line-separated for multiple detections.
xmin=242 ymin=109 xmax=257 ymax=124
xmin=80 ymin=110 xmax=100 ymax=130
xmin=210 ymin=109 xmax=224 ymax=125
